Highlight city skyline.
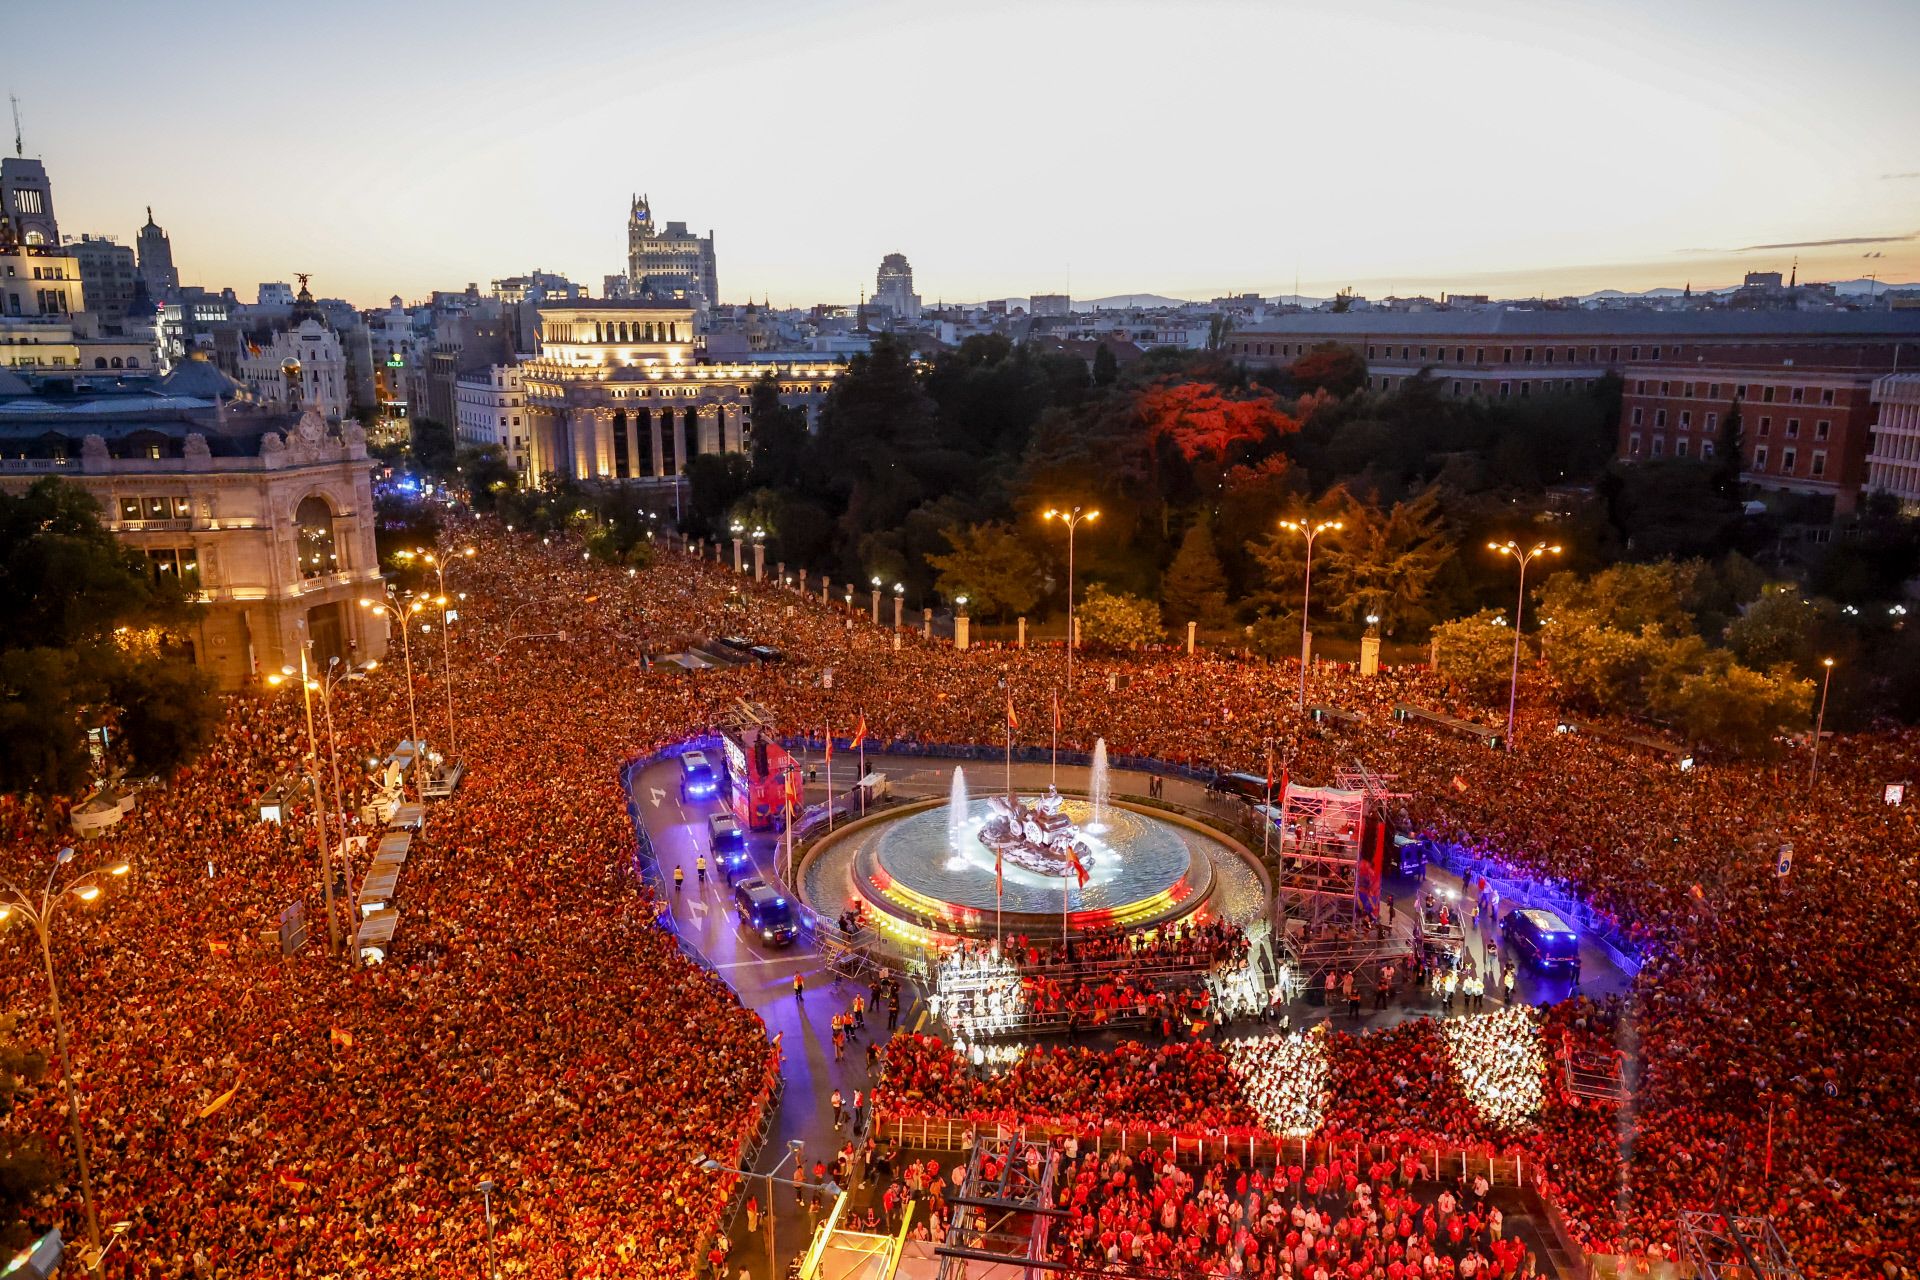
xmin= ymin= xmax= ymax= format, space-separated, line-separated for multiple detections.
xmin=10 ymin=0 xmax=1919 ymax=308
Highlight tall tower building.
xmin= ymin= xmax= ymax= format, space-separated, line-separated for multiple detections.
xmin=1 ymin=156 xmax=58 ymax=246
xmin=874 ymin=252 xmax=921 ymax=321
xmin=626 ymin=193 xmax=717 ymax=317
xmin=137 ymin=207 xmax=179 ymax=301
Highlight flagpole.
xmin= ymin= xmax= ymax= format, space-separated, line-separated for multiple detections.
xmin=1005 ymin=699 xmax=1014 ymax=805
xmin=1263 ymin=737 xmax=1274 ymax=866
xmin=857 ymin=708 xmax=867 ymax=817
xmin=785 ymin=767 xmax=796 ymax=888
xmin=825 ymin=724 xmax=834 ymax=833
xmin=1051 ymin=691 xmax=1058 ymax=789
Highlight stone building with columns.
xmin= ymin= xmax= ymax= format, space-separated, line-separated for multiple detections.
xmin=520 ymin=301 xmax=841 ymax=484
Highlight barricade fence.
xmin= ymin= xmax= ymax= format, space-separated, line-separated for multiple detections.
xmin=872 ymin=1113 xmax=1524 ymax=1187
xmin=1422 ymin=842 xmax=1645 ymax=976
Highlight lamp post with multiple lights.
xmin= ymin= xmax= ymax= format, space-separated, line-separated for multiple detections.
xmin=359 ymin=583 xmax=425 ymax=757
xmin=268 ymin=649 xmax=344 ymax=957
xmin=1487 ymin=539 xmax=1561 ymax=752
xmin=2 ymin=848 xmax=133 ymax=1272
xmin=402 ymin=545 xmax=476 ymax=761
xmin=1275 ymin=518 xmax=1343 ymax=710
xmin=1041 ymin=506 xmax=1099 ymax=690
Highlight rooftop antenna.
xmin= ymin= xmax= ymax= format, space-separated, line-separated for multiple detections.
xmin=10 ymin=94 xmax=21 ymax=157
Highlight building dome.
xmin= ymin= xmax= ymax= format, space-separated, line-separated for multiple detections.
xmin=159 ymin=356 xmax=245 ymax=402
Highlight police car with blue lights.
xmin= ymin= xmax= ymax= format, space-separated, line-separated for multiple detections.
xmin=1500 ymin=908 xmax=1582 ymax=975
xmin=733 ymin=878 xmax=798 ymax=946
xmin=679 ymin=751 xmax=717 ymax=802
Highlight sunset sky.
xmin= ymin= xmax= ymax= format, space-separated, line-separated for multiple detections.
xmin=15 ymin=0 xmax=1919 ymax=307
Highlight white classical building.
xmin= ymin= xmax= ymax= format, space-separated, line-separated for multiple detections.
xmin=519 ymin=301 xmax=840 ymax=484
xmin=454 ymin=363 xmax=528 ymax=474
xmin=0 ymin=360 xmax=386 ymax=688
xmin=237 ymin=316 xmax=350 ymax=420
xmin=1867 ymin=373 xmax=1920 ymax=511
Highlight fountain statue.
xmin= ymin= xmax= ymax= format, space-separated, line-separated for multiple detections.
xmin=979 ymin=787 xmax=1094 ymax=879
xmin=1089 ymin=737 xmax=1111 ymax=832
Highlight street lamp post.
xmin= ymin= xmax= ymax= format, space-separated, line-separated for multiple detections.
xmin=1041 ymin=506 xmax=1100 ymax=690
xmin=730 ymin=521 xmax=745 ymax=573
xmin=1810 ymin=657 xmax=1835 ymax=785
xmin=1487 ymin=540 xmax=1562 ymax=752
xmin=410 ymin=545 xmax=476 ymax=761
xmin=360 ymin=584 xmax=425 ymax=758
xmin=474 ymin=1180 xmax=499 ymax=1280
xmin=892 ymin=582 xmax=905 ymax=632
xmin=752 ymin=528 xmax=766 ymax=581
xmin=270 ymin=650 xmax=343 ymax=957
xmin=693 ymin=1141 xmax=806 ymax=1271
xmin=1276 ymin=518 xmax=1344 ymax=711
xmin=2 ymin=849 xmax=132 ymax=1276
xmin=870 ymin=576 xmax=882 ymax=625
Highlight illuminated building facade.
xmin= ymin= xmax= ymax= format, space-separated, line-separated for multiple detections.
xmin=0 ymin=363 xmax=385 ymax=687
xmin=627 ymin=194 xmax=717 ymax=315
xmin=519 ymin=301 xmax=840 ymax=484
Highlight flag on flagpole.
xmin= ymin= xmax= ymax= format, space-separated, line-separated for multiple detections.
xmin=195 ymin=1077 xmax=243 ymax=1121
xmin=851 ymin=713 xmax=868 ymax=749
xmin=330 ymin=1026 xmax=354 ymax=1050
xmin=1006 ymin=692 xmax=1019 ymax=732
xmin=994 ymin=844 xmax=1004 ymax=898
xmin=825 ymin=728 xmax=833 ymax=769
xmin=1065 ymin=845 xmax=1090 ymax=888
xmin=1052 ymin=692 xmax=1060 ymax=734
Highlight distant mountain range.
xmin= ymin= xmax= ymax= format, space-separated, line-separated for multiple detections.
xmin=975 ymin=279 xmax=1917 ymax=313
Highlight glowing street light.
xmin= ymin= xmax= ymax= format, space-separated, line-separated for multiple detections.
xmin=1041 ymin=506 xmax=1100 ymax=690
xmin=870 ymin=575 xmax=883 ymax=625
xmin=1810 ymin=657 xmax=1835 ymax=785
xmin=1276 ymin=518 xmax=1344 ymax=710
xmin=1487 ymin=540 xmax=1562 ymax=751
xmin=3 ymin=849 xmax=136 ymax=1268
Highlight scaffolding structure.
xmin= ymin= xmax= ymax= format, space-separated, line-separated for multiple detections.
xmin=1558 ymin=1031 xmax=1631 ymax=1106
xmin=935 ymin=1129 xmax=1061 ymax=1280
xmin=1274 ymin=764 xmax=1410 ymax=994
xmin=1677 ymin=1210 xmax=1808 ymax=1280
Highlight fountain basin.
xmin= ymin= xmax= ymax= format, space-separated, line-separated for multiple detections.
xmin=800 ymin=792 xmax=1259 ymax=946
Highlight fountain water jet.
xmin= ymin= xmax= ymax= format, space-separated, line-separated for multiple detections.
xmin=947 ymin=767 xmax=970 ymax=855
xmin=1088 ymin=738 xmax=1111 ymax=833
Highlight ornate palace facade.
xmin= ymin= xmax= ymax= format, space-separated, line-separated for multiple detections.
xmin=520 ymin=301 xmax=840 ymax=484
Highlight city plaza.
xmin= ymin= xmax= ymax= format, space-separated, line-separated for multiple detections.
xmin=3 ymin=519 xmax=1906 ymax=1280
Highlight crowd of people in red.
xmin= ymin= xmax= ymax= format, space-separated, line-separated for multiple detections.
xmin=3 ymin=516 xmax=1915 ymax=1277
xmin=1047 ymin=1143 xmax=1537 ymax=1279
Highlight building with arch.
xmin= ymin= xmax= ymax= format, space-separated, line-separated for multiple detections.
xmin=0 ymin=360 xmax=386 ymax=688
xmin=519 ymin=301 xmax=842 ymax=485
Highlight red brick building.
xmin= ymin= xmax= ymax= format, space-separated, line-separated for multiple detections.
xmin=1617 ymin=341 xmax=1912 ymax=513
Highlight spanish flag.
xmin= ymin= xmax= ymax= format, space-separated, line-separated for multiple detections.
xmin=330 ymin=1026 xmax=354 ymax=1050
xmin=851 ymin=713 xmax=868 ymax=749
xmin=196 ymin=1077 xmax=243 ymax=1121
xmin=279 ymin=1170 xmax=309 ymax=1191
xmin=208 ymin=938 xmax=232 ymax=956
xmin=1006 ymin=691 xmax=1019 ymax=732
xmin=1065 ymin=845 xmax=1090 ymax=888
xmin=1451 ymin=776 xmax=1469 ymax=793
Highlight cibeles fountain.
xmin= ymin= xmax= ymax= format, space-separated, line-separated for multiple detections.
xmin=797 ymin=739 xmax=1269 ymax=949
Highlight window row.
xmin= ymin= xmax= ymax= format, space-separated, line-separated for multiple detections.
xmin=119 ymin=495 xmax=192 ymax=522
xmin=1632 ymin=379 xmax=1837 ymax=406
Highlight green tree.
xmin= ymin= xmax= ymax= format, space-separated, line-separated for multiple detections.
xmin=1160 ymin=518 xmax=1233 ymax=630
xmin=683 ymin=453 xmax=753 ymax=539
xmin=1713 ymin=398 xmax=1745 ymax=501
xmin=408 ymin=417 xmax=457 ymax=478
xmin=1725 ymin=584 xmax=1838 ymax=671
xmin=459 ymin=444 xmax=516 ymax=513
xmin=1431 ymin=609 xmax=1524 ymax=704
xmin=0 ymin=479 xmax=218 ymax=799
xmin=1076 ymin=584 xmax=1164 ymax=648
xmin=1315 ymin=486 xmax=1454 ymax=634
xmin=1091 ymin=343 xmax=1119 ymax=387
xmin=748 ymin=372 xmax=812 ymax=488
xmin=925 ymin=522 xmax=1044 ymax=619
xmin=1648 ymin=649 xmax=1811 ymax=757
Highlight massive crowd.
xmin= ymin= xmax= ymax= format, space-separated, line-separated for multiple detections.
xmin=3 ymin=516 xmax=1915 ymax=1277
